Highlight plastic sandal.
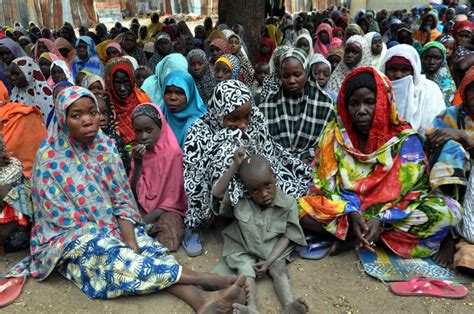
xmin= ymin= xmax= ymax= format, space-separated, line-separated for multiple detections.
xmin=0 ymin=277 xmax=26 ymax=308
xmin=182 ymin=228 xmax=203 ymax=257
xmin=299 ymin=241 xmax=332 ymax=260
xmin=389 ymin=276 xmax=468 ymax=299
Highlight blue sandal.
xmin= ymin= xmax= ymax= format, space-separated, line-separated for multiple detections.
xmin=299 ymin=241 xmax=332 ymax=260
xmin=182 ymin=228 xmax=203 ymax=257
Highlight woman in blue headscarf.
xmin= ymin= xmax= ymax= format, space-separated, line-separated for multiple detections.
xmin=160 ymin=70 xmax=207 ymax=147
xmin=71 ymin=36 xmax=104 ymax=78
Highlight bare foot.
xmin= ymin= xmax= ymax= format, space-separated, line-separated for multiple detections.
xmin=284 ymin=298 xmax=308 ymax=314
xmin=329 ymin=239 xmax=355 ymax=256
xmin=198 ymin=275 xmax=247 ymax=314
xmin=432 ymin=233 xmax=456 ymax=268
xmin=232 ymin=303 xmax=259 ymax=314
xmin=201 ymin=274 xmax=239 ymax=291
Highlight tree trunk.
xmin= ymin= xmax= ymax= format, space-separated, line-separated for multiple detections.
xmin=218 ymin=0 xmax=265 ymax=65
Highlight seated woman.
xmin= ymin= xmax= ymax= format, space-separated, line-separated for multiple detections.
xmin=421 ymin=41 xmax=456 ymax=107
xmin=106 ymin=57 xmax=150 ymax=144
xmin=54 ymin=37 xmax=77 ymax=65
xmin=209 ymin=39 xmax=230 ymax=67
xmin=427 ymin=67 xmax=474 ymax=270
xmin=71 ymin=36 xmax=104 ymax=78
xmin=294 ymin=34 xmax=314 ymax=58
xmin=38 ymin=52 xmax=59 ymax=87
xmin=314 ymin=23 xmax=333 ymax=57
xmin=2 ymin=86 xmax=247 ymax=311
xmin=298 ymin=66 xmax=463 ymax=259
xmin=50 ymin=60 xmax=74 ymax=85
xmin=184 ymin=80 xmax=312 ymax=257
xmin=105 ymin=42 xmax=123 ymax=64
xmin=160 ymin=70 xmax=207 ymax=147
xmin=364 ymin=32 xmax=386 ymax=69
xmin=187 ymin=49 xmax=216 ymax=104
xmin=380 ymin=44 xmax=445 ymax=136
xmin=0 ymin=38 xmax=27 ymax=73
xmin=130 ymin=103 xmax=187 ymax=252
xmin=260 ymin=48 xmax=334 ymax=162
xmin=81 ymin=74 xmax=106 ymax=93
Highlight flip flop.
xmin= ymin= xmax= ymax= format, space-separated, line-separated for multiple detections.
xmin=299 ymin=241 xmax=332 ymax=260
xmin=389 ymin=276 xmax=468 ymax=299
xmin=182 ymin=228 xmax=203 ymax=257
xmin=0 ymin=276 xmax=26 ymax=308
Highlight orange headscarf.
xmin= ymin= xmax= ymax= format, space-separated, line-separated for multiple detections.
xmin=0 ymin=81 xmax=47 ymax=178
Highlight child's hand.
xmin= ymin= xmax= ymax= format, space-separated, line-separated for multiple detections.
xmin=132 ymin=144 xmax=147 ymax=162
xmin=233 ymin=147 xmax=247 ymax=166
xmin=254 ymin=261 xmax=271 ymax=277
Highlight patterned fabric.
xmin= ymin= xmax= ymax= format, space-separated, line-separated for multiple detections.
xmin=237 ymin=50 xmax=256 ymax=87
xmin=298 ymin=67 xmax=463 ymax=259
xmin=186 ymin=49 xmax=216 ymax=103
xmin=81 ymin=74 xmax=105 ymax=90
xmin=216 ymin=54 xmax=241 ymax=80
xmin=9 ymin=57 xmax=53 ymax=122
xmin=57 ymin=227 xmax=181 ymax=299
xmin=421 ymin=41 xmax=456 ymax=107
xmin=4 ymin=86 xmax=141 ymax=280
xmin=364 ymin=32 xmax=387 ymax=69
xmin=50 ymin=60 xmax=74 ymax=84
xmin=260 ymin=48 xmax=335 ymax=161
xmin=259 ymin=46 xmax=290 ymax=104
xmin=34 ymin=38 xmax=65 ymax=63
xmin=71 ymin=36 xmax=105 ymax=78
xmin=183 ymin=80 xmax=312 ymax=228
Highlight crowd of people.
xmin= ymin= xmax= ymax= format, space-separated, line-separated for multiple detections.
xmin=0 ymin=1 xmax=474 ymax=312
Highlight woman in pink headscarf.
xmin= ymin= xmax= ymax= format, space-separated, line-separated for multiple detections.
xmin=33 ymin=38 xmax=65 ymax=63
xmin=314 ymin=23 xmax=333 ymax=57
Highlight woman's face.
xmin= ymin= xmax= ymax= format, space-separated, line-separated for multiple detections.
xmin=222 ymin=101 xmax=251 ymax=131
xmin=77 ymin=41 xmax=89 ymax=60
xmin=228 ymin=36 xmax=240 ymax=55
xmin=344 ymin=43 xmax=362 ymax=67
xmin=9 ymin=63 xmax=28 ymax=88
xmin=327 ymin=55 xmax=342 ymax=73
xmin=76 ymin=72 xmax=86 ymax=86
xmin=281 ymin=57 xmax=306 ymax=95
xmin=156 ymin=38 xmax=171 ymax=55
xmin=188 ymin=56 xmax=205 ymax=78
xmin=214 ymin=62 xmax=232 ymax=82
xmin=210 ymin=45 xmax=223 ymax=63
xmin=66 ymin=97 xmax=100 ymax=144
xmin=296 ymin=38 xmax=310 ymax=56
xmin=312 ymin=62 xmax=330 ymax=88
xmin=455 ymin=30 xmax=472 ymax=44
xmin=37 ymin=42 xmax=49 ymax=55
xmin=371 ymin=37 xmax=383 ymax=55
xmin=385 ymin=63 xmax=414 ymax=81
xmin=51 ymin=65 xmax=67 ymax=84
xmin=18 ymin=38 xmax=30 ymax=50
xmin=134 ymin=69 xmax=150 ymax=88
xmin=465 ymin=83 xmax=474 ymax=114
xmin=133 ymin=115 xmax=161 ymax=150
xmin=97 ymin=97 xmax=109 ymax=129
xmin=442 ymin=40 xmax=456 ymax=59
xmin=88 ymin=81 xmax=104 ymax=93
xmin=0 ymin=46 xmax=15 ymax=65
xmin=422 ymin=47 xmax=443 ymax=75
xmin=319 ymin=30 xmax=330 ymax=44
xmin=122 ymin=34 xmax=136 ymax=51
xmin=113 ymin=70 xmax=132 ymax=100
xmin=347 ymin=87 xmax=376 ymax=134
xmin=334 ymin=30 xmax=344 ymax=40
xmin=39 ymin=57 xmax=52 ymax=79
xmin=60 ymin=27 xmax=70 ymax=40
xmin=106 ymin=47 xmax=121 ymax=60
xmin=164 ymin=85 xmax=187 ymax=113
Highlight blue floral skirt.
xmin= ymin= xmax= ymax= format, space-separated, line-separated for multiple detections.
xmin=57 ymin=227 xmax=182 ymax=299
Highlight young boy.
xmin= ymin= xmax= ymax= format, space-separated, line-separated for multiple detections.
xmin=310 ymin=54 xmax=337 ymax=102
xmin=252 ymin=62 xmax=270 ymax=104
xmin=213 ymin=148 xmax=308 ymax=314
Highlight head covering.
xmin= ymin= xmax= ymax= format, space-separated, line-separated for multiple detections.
xmin=161 ymin=70 xmax=207 ymax=147
xmin=71 ymin=36 xmax=104 ymax=78
xmin=414 ymin=13 xmax=441 ymax=44
xmin=54 ymin=37 xmax=77 ymax=64
xmin=216 ymin=54 xmax=241 ymax=80
xmin=265 ymin=24 xmax=281 ymax=46
xmin=50 ymin=60 xmax=74 ymax=84
xmin=337 ymin=67 xmax=410 ymax=154
xmin=183 ymin=79 xmax=312 ymax=228
xmin=106 ymin=42 xmax=122 ymax=54
xmin=260 ymin=45 xmax=291 ymax=103
xmin=210 ymin=38 xmax=231 ymax=55
xmin=453 ymin=20 xmax=473 ymax=36
xmin=141 ymin=53 xmax=188 ymax=105
xmin=314 ymin=23 xmax=333 ymax=57
xmin=34 ymin=38 xmax=63 ymax=62
xmin=186 ymin=49 xmax=216 ymax=103
xmin=380 ymin=44 xmax=446 ymax=134
xmin=309 ymin=53 xmax=331 ymax=71
xmin=106 ymin=57 xmax=150 ymax=144
xmin=81 ymin=73 xmax=105 ymax=90
xmin=421 ymin=41 xmax=456 ymax=107
xmin=0 ymin=37 xmax=27 ymax=63
xmin=295 ymin=33 xmax=314 ymax=58
xmin=328 ymin=35 xmax=371 ymax=92
xmin=9 ymin=56 xmax=53 ymax=122
xmin=39 ymin=52 xmax=59 ymax=86
xmin=27 ymin=85 xmax=139 ymax=279
xmin=147 ymin=32 xmax=171 ymax=69
xmin=364 ymin=32 xmax=387 ymax=69
xmin=344 ymin=24 xmax=364 ymax=40
xmin=256 ymin=37 xmax=276 ymax=64
xmin=130 ymin=103 xmax=187 ymax=216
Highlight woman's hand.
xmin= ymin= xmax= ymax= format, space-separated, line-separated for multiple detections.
xmin=427 ymin=128 xmax=464 ymax=150
xmin=132 ymin=144 xmax=147 ymax=162
xmin=233 ymin=147 xmax=247 ymax=167
xmin=349 ymin=212 xmax=373 ymax=252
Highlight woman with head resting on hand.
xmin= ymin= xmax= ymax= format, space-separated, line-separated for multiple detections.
xmin=298 ymin=66 xmax=463 ymax=259
xmin=1 ymin=86 xmax=248 ymax=312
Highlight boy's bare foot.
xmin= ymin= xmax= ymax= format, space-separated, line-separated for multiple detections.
xmin=232 ymin=303 xmax=259 ymax=314
xmin=201 ymin=274 xmax=239 ymax=291
xmin=283 ymin=298 xmax=308 ymax=314
xmin=329 ymin=239 xmax=355 ymax=256
xmin=198 ymin=275 xmax=246 ymax=314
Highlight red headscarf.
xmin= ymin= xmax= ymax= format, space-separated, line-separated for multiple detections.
xmin=452 ymin=20 xmax=473 ymax=37
xmin=337 ymin=66 xmax=410 ymax=154
xmin=459 ymin=66 xmax=474 ymax=118
xmin=256 ymin=37 xmax=276 ymax=64
xmin=210 ymin=38 xmax=231 ymax=54
xmin=106 ymin=57 xmax=150 ymax=144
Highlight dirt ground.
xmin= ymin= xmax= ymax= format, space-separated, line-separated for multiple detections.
xmin=1 ymin=228 xmax=473 ymax=314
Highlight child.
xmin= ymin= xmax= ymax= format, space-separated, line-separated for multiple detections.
xmin=252 ymin=62 xmax=270 ymax=104
xmin=134 ymin=66 xmax=152 ymax=88
xmin=214 ymin=54 xmax=240 ymax=82
xmin=309 ymin=54 xmax=337 ymax=102
xmin=213 ymin=148 xmax=308 ymax=314
xmin=130 ymin=103 xmax=187 ymax=252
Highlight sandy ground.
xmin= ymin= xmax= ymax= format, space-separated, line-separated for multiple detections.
xmin=1 ymin=228 xmax=473 ymax=314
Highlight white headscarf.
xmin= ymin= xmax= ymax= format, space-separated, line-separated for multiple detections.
xmin=364 ymin=32 xmax=387 ymax=69
xmin=294 ymin=33 xmax=314 ymax=58
xmin=380 ymin=44 xmax=445 ymax=136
